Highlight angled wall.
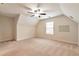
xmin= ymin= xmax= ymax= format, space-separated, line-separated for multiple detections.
xmin=36 ymin=15 xmax=78 ymax=44
xmin=16 ymin=14 xmax=38 ymax=41
xmin=0 ymin=15 xmax=15 ymax=42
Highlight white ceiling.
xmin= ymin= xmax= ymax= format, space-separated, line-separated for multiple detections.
xmin=0 ymin=3 xmax=30 ymax=17
xmin=17 ymin=3 xmax=63 ymax=19
xmin=0 ymin=3 xmax=79 ymax=23
xmin=0 ymin=3 xmax=62 ymax=18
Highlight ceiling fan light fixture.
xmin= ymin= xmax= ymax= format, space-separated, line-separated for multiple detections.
xmin=35 ymin=13 xmax=39 ymax=17
xmin=39 ymin=15 xmax=41 ymax=18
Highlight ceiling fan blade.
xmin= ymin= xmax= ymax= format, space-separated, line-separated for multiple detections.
xmin=40 ymin=13 xmax=46 ymax=15
xmin=31 ymin=15 xmax=35 ymax=17
xmin=27 ymin=11 xmax=34 ymax=14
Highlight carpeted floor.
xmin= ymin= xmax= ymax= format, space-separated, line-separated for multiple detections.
xmin=0 ymin=38 xmax=79 ymax=56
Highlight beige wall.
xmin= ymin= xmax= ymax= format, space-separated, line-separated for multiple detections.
xmin=0 ymin=13 xmax=78 ymax=45
xmin=0 ymin=14 xmax=36 ymax=42
xmin=17 ymin=14 xmax=35 ymax=41
xmin=36 ymin=15 xmax=78 ymax=44
xmin=0 ymin=15 xmax=14 ymax=42
xmin=12 ymin=16 xmax=19 ymax=40
xmin=78 ymin=24 xmax=79 ymax=45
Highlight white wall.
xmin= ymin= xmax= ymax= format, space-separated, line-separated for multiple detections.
xmin=17 ymin=14 xmax=36 ymax=41
xmin=36 ymin=15 xmax=78 ymax=44
xmin=0 ymin=15 xmax=14 ymax=42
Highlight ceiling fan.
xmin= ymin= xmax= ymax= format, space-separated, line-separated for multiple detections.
xmin=28 ymin=9 xmax=46 ymax=18
xmin=23 ymin=3 xmax=47 ymax=18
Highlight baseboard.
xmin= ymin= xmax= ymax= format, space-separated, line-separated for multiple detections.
xmin=35 ymin=37 xmax=77 ymax=45
xmin=16 ymin=37 xmax=35 ymax=41
xmin=52 ymin=39 xmax=77 ymax=45
xmin=0 ymin=39 xmax=15 ymax=43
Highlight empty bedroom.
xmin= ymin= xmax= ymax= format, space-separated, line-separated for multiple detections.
xmin=0 ymin=3 xmax=79 ymax=56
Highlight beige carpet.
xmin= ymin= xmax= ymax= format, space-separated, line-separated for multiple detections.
xmin=0 ymin=38 xmax=79 ymax=56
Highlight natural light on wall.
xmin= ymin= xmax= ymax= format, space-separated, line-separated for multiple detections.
xmin=46 ymin=22 xmax=54 ymax=34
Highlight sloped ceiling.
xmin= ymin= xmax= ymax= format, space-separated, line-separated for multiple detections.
xmin=0 ymin=3 xmax=30 ymax=17
xmin=22 ymin=3 xmax=62 ymax=19
xmin=0 ymin=3 xmax=62 ymax=18
xmin=60 ymin=3 xmax=79 ymax=23
xmin=0 ymin=3 xmax=79 ymax=25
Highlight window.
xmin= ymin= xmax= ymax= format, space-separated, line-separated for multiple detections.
xmin=46 ymin=22 xmax=54 ymax=34
xmin=59 ymin=25 xmax=70 ymax=32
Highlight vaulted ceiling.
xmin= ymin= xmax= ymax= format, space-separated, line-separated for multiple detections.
xmin=60 ymin=3 xmax=79 ymax=23
xmin=0 ymin=3 xmax=79 ymax=24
